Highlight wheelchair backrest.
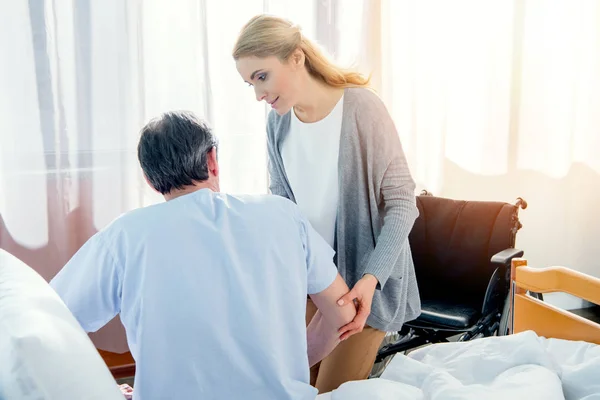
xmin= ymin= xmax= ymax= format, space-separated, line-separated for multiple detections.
xmin=409 ymin=194 xmax=522 ymax=307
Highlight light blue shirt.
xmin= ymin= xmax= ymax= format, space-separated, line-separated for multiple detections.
xmin=50 ymin=189 xmax=338 ymax=400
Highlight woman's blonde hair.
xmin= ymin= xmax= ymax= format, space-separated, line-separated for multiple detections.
xmin=233 ymin=14 xmax=370 ymax=88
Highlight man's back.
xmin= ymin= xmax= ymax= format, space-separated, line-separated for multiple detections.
xmin=51 ymin=189 xmax=337 ymax=399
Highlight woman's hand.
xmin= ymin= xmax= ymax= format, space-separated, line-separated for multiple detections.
xmin=336 ymin=274 xmax=379 ymax=341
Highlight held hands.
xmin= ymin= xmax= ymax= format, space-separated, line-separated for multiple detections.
xmin=336 ymin=274 xmax=379 ymax=341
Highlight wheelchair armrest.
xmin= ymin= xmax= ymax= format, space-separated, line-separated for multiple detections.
xmin=481 ymin=248 xmax=524 ymax=315
xmin=491 ymin=248 xmax=524 ymax=268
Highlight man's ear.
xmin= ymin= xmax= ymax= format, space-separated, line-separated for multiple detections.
xmin=207 ymin=147 xmax=219 ymax=178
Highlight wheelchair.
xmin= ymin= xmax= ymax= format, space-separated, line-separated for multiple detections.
xmin=376 ymin=192 xmax=528 ymax=362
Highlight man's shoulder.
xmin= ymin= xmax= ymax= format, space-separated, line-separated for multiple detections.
xmin=98 ymin=193 xmax=301 ymax=238
xmin=226 ymin=192 xmax=302 ymax=224
xmin=226 ymin=192 xmax=297 ymax=212
xmin=95 ymin=201 xmax=168 ymax=242
xmin=109 ymin=202 xmax=163 ymax=226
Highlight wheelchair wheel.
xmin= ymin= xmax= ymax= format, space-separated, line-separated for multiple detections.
xmin=497 ymin=294 xmax=510 ymax=336
xmin=370 ymin=332 xmax=402 ymax=378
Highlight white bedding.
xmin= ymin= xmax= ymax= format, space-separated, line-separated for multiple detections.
xmin=0 ymin=250 xmax=124 ymax=399
xmin=318 ymin=331 xmax=600 ymax=400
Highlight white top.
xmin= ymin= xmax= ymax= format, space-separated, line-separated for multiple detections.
xmin=282 ymin=95 xmax=344 ymax=247
xmin=50 ymin=189 xmax=338 ymax=400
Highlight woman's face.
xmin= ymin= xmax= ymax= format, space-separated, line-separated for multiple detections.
xmin=236 ymin=54 xmax=302 ymax=116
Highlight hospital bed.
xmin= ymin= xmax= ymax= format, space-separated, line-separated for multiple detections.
xmin=318 ymin=258 xmax=600 ymax=400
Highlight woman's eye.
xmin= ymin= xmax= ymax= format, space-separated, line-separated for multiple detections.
xmin=257 ymin=73 xmax=267 ymax=81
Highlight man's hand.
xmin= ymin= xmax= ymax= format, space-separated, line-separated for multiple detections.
xmin=119 ymin=383 xmax=133 ymax=399
xmin=336 ymin=274 xmax=378 ymax=341
xmin=307 ymin=310 xmax=335 ymax=367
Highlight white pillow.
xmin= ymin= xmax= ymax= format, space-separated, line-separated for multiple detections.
xmin=0 ymin=250 xmax=124 ymax=399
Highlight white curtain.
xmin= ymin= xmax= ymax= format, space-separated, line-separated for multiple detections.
xmin=368 ymin=0 xmax=600 ymax=188
xmin=1 ymin=0 xmax=598 ymax=352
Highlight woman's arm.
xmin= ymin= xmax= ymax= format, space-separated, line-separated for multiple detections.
xmin=358 ymin=91 xmax=419 ymax=289
xmin=362 ymin=156 xmax=418 ymax=289
xmin=336 ymin=90 xmax=418 ymax=337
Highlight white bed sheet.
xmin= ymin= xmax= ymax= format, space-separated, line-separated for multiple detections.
xmin=317 ymin=330 xmax=600 ymax=400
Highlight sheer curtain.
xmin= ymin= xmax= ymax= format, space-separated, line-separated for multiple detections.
xmin=368 ymin=0 xmax=600 ymax=189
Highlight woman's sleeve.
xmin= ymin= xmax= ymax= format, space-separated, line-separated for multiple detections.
xmin=267 ymin=154 xmax=288 ymax=198
xmin=266 ymin=114 xmax=290 ymax=199
xmin=360 ymin=94 xmax=419 ymax=289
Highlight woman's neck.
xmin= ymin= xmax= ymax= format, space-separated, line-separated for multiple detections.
xmin=293 ymin=76 xmax=344 ymax=123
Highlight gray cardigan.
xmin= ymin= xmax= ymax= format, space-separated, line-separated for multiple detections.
xmin=266 ymin=87 xmax=421 ymax=332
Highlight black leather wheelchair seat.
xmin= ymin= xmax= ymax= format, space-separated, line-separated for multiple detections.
xmin=407 ymin=299 xmax=480 ymax=330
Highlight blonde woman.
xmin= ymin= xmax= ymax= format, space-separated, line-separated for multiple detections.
xmin=233 ymin=14 xmax=421 ymax=393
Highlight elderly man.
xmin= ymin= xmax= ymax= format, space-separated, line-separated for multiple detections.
xmin=50 ymin=111 xmax=356 ymax=400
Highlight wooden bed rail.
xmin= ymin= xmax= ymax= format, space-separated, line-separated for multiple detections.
xmin=510 ymin=258 xmax=600 ymax=345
